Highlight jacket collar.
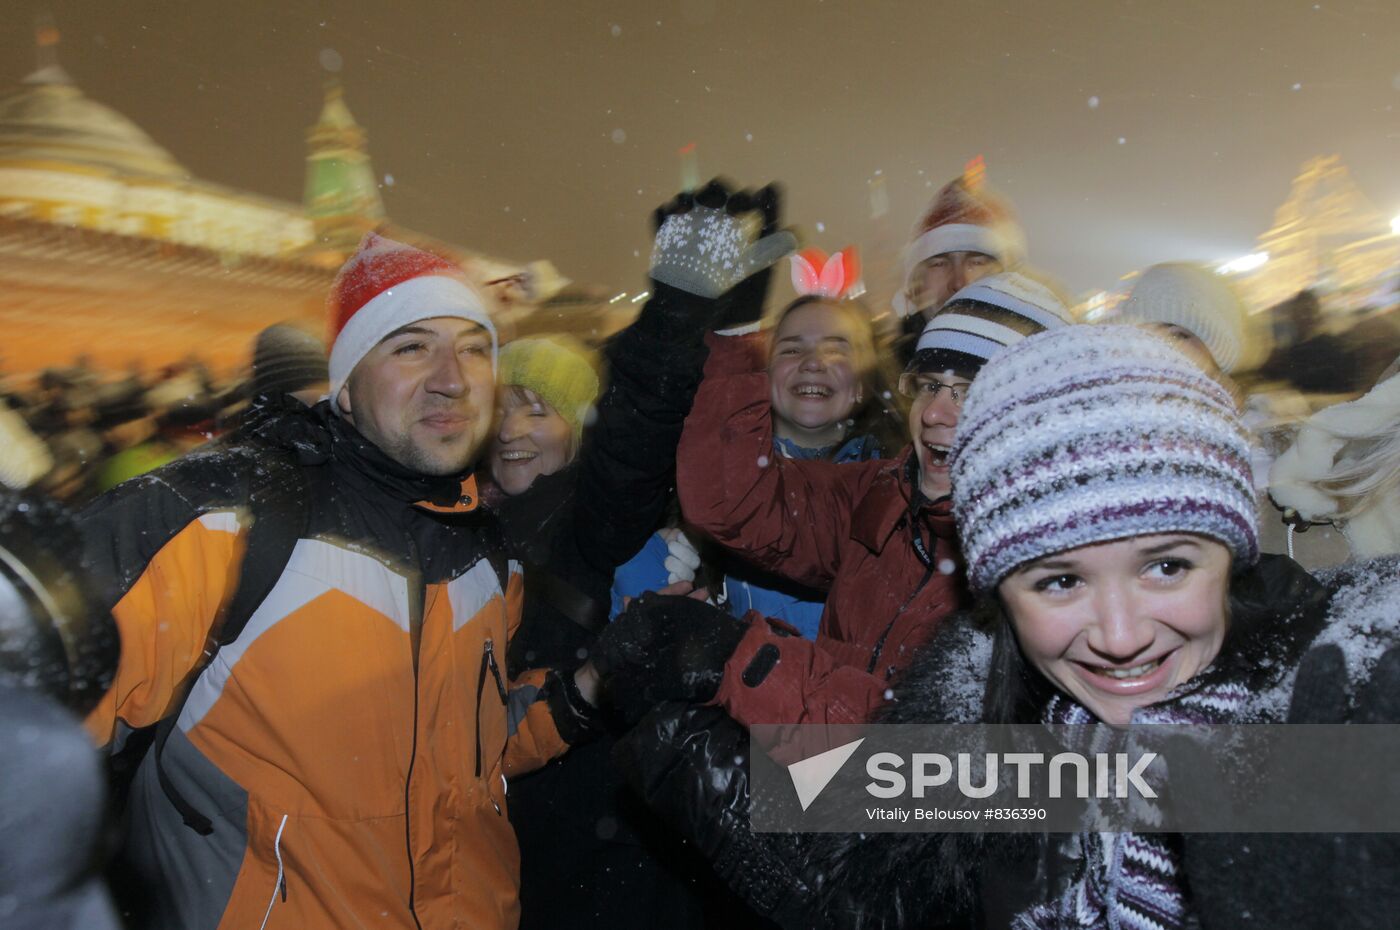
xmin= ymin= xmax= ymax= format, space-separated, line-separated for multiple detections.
xmin=239 ymin=395 xmax=480 ymax=513
xmin=850 ymin=445 xmax=958 ymax=554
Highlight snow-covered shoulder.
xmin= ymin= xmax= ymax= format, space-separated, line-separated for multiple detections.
xmin=1313 ymin=555 xmax=1400 ymax=688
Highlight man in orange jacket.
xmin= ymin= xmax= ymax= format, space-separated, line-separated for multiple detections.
xmin=83 ymin=233 xmax=599 ymax=930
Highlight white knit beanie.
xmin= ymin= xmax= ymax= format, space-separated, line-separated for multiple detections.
xmin=950 ymin=324 xmax=1259 ymax=592
xmin=1116 ymin=263 xmax=1247 ymax=374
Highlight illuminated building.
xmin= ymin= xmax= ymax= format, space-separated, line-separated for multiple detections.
xmin=1230 ymin=155 xmax=1400 ymax=313
xmin=0 ymin=26 xmax=581 ymax=375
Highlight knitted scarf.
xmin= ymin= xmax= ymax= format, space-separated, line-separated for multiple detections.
xmin=1012 ymin=682 xmax=1250 ymax=930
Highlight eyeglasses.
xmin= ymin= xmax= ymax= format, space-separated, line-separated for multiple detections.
xmin=897 ymin=372 xmax=970 ymax=408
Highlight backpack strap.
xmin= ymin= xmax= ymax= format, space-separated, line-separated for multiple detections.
xmin=154 ymin=451 xmax=310 ymax=835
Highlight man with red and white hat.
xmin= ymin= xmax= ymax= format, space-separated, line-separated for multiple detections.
xmin=893 ymin=159 xmax=1027 ymax=362
xmin=80 ymin=232 xmax=601 ymax=929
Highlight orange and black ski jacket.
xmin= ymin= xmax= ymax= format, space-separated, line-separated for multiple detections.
xmin=82 ymin=406 xmax=573 ymax=930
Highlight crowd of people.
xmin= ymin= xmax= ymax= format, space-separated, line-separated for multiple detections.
xmin=0 ymin=168 xmax=1397 ymax=930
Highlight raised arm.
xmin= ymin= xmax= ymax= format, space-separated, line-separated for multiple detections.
xmin=559 ymin=180 xmax=797 ymax=580
xmin=678 ymin=332 xmax=878 ymax=590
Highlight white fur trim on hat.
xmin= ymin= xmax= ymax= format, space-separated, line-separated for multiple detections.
xmin=328 ymin=274 xmax=496 ymax=413
xmin=902 ymin=223 xmax=1026 ymax=283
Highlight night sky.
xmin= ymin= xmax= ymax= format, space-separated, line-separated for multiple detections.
xmin=5 ymin=0 xmax=1399 ymax=299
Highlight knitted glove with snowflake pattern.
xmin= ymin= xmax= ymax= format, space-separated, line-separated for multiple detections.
xmin=648 ymin=179 xmax=796 ymax=303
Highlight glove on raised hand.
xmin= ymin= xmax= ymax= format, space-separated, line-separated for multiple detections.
xmin=591 ymin=593 xmax=746 ymax=724
xmin=648 ymin=179 xmax=796 ymax=304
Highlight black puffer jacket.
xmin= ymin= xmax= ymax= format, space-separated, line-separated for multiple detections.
xmin=499 ymin=283 xmax=721 ymax=930
xmin=619 ymin=555 xmax=1400 ymax=929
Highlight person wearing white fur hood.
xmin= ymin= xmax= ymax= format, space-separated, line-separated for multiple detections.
xmin=1269 ymin=354 xmax=1400 ymax=560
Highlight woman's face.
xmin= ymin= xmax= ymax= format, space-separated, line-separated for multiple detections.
xmin=768 ymin=302 xmax=868 ymax=439
xmin=998 ymin=533 xmax=1231 ymax=725
xmin=488 ymin=386 xmax=575 ymax=496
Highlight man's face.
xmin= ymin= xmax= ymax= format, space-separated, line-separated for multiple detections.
xmin=337 ymin=317 xmax=494 ymax=476
xmin=911 ymin=251 xmax=1002 ymax=315
xmin=902 ymin=370 xmax=973 ymax=500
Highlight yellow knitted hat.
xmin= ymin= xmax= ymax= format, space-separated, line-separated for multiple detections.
xmin=497 ymin=336 xmax=602 ymax=440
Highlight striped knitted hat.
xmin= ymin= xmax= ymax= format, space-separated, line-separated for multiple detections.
xmin=950 ymin=324 xmax=1258 ymax=592
xmin=1116 ymin=263 xmax=1246 ymax=373
xmin=910 ymin=271 xmax=1074 ymax=375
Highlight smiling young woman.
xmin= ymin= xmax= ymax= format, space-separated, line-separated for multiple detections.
xmin=791 ymin=324 xmax=1400 ymax=930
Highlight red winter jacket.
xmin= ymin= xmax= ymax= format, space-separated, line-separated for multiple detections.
xmin=677 ymin=333 xmax=970 ymax=727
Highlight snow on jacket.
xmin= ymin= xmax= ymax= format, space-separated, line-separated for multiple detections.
xmin=677 ymin=332 xmax=968 ymax=727
xmin=81 ymin=403 xmax=572 ymax=930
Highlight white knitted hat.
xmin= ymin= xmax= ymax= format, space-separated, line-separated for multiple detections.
xmin=1116 ymin=263 xmax=1247 ymax=374
xmin=950 ymin=324 xmax=1259 ymax=591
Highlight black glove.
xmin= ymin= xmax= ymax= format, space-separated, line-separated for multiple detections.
xmin=540 ymin=666 xmax=605 ymax=746
xmin=712 ymin=182 xmax=788 ymax=330
xmin=591 ymin=593 xmax=746 ymax=724
xmin=648 ymin=178 xmax=795 ymax=310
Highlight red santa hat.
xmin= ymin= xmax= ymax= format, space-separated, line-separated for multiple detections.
xmin=326 ymin=232 xmax=496 ymax=412
xmin=894 ymin=159 xmax=1027 ymax=317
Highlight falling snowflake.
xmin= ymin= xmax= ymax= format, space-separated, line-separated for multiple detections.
xmin=757 ymin=455 xmax=770 ymax=467
xmin=383 ymin=173 xmax=395 ymax=187
xmin=318 ymin=48 xmax=343 ymax=72
xmin=1088 ymin=95 xmax=1100 ymax=109
xmin=610 ymin=24 xmax=622 ymax=37
xmin=745 ymin=132 xmax=753 ymax=142
xmin=611 ymin=128 xmax=627 ymax=144
xmin=1117 ymin=136 xmax=1127 ymax=145
xmin=815 ymin=221 xmax=826 ymax=233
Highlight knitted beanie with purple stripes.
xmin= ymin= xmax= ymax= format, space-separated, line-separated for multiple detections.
xmin=950 ymin=324 xmax=1259 ymax=592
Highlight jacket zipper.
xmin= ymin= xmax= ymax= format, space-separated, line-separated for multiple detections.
xmin=257 ymin=814 xmax=290 ymax=930
xmin=402 ymin=573 xmax=425 ymax=930
xmin=475 ymin=638 xmax=509 ymax=815
xmin=868 ymin=509 xmax=935 ymax=675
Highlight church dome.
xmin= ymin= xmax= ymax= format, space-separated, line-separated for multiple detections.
xmin=0 ymin=66 xmax=188 ymax=179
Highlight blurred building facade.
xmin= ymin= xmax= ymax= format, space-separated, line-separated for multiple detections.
xmin=1237 ymin=155 xmax=1400 ymax=314
xmin=1081 ymin=155 xmax=1399 ymax=326
xmin=0 ymin=26 xmax=609 ymax=376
